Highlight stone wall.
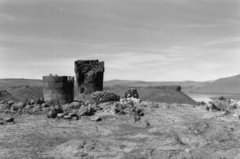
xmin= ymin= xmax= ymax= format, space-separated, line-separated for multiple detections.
xmin=74 ymin=60 xmax=104 ymax=101
xmin=42 ymin=75 xmax=74 ymax=105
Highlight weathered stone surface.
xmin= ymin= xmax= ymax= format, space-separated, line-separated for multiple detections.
xmin=12 ymin=102 xmax=26 ymax=111
xmin=41 ymin=103 xmax=49 ymax=107
xmin=43 ymin=75 xmax=74 ymax=105
xmin=74 ymin=60 xmax=104 ymax=101
xmin=78 ymin=106 xmax=89 ymax=116
xmin=57 ymin=113 xmax=64 ymax=118
xmin=90 ymin=115 xmax=102 ymax=121
xmin=7 ymin=101 xmax=14 ymax=105
xmin=5 ymin=117 xmax=14 ymax=122
xmin=0 ymin=104 xmax=10 ymax=111
xmin=89 ymin=91 xmax=120 ymax=104
xmin=211 ymin=100 xmax=228 ymax=111
xmin=124 ymin=88 xmax=139 ymax=98
xmin=47 ymin=109 xmax=58 ymax=118
xmin=69 ymin=102 xmax=81 ymax=109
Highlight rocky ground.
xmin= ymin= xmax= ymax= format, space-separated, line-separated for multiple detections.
xmin=0 ymin=97 xmax=240 ymax=159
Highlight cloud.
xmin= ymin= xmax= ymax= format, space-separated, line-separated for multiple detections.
xmin=197 ymin=62 xmax=229 ymax=70
xmin=204 ymin=37 xmax=240 ymax=46
xmin=180 ymin=24 xmax=224 ymax=28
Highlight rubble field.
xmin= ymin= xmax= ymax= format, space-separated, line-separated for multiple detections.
xmin=0 ymin=97 xmax=240 ymax=159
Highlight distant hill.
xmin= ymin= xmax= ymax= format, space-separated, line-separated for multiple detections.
xmin=0 ymin=79 xmax=43 ymax=101
xmin=193 ymin=74 xmax=240 ymax=94
xmin=0 ymin=78 xmax=42 ymax=88
xmin=0 ymin=90 xmax=18 ymax=102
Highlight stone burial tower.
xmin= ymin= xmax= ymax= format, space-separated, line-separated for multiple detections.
xmin=74 ymin=60 xmax=104 ymax=101
xmin=42 ymin=75 xmax=74 ymax=105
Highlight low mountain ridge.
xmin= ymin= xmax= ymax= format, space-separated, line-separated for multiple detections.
xmin=0 ymin=79 xmax=43 ymax=101
xmin=194 ymin=74 xmax=240 ymax=93
xmin=1 ymin=74 xmax=240 ymax=101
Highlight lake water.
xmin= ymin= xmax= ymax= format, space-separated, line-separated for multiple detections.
xmin=185 ymin=92 xmax=240 ymax=103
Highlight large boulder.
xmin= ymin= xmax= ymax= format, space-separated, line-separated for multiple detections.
xmin=12 ymin=102 xmax=26 ymax=111
xmin=211 ymin=100 xmax=228 ymax=111
xmin=29 ymin=99 xmax=36 ymax=105
xmin=7 ymin=101 xmax=14 ymax=105
xmin=0 ymin=100 xmax=6 ymax=104
xmin=69 ymin=102 xmax=81 ymax=109
xmin=78 ymin=106 xmax=89 ymax=116
xmin=47 ymin=106 xmax=64 ymax=118
xmin=47 ymin=109 xmax=58 ymax=118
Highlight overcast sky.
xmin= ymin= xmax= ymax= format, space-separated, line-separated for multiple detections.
xmin=0 ymin=0 xmax=239 ymax=81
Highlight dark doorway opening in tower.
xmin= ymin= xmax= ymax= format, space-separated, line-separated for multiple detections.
xmin=80 ymin=87 xmax=85 ymax=93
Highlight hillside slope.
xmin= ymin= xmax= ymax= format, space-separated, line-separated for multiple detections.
xmin=193 ymin=74 xmax=240 ymax=93
xmin=0 ymin=90 xmax=18 ymax=102
xmin=0 ymin=79 xmax=43 ymax=101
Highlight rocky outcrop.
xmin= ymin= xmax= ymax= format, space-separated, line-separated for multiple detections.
xmin=124 ymin=88 xmax=139 ymax=98
xmin=89 ymin=91 xmax=120 ymax=104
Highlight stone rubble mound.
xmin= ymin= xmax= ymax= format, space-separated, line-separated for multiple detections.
xmin=124 ymin=88 xmax=139 ymax=98
xmin=89 ymin=91 xmax=120 ymax=104
xmin=0 ymin=98 xmax=48 ymax=114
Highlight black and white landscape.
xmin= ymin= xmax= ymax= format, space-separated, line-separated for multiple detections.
xmin=0 ymin=0 xmax=240 ymax=159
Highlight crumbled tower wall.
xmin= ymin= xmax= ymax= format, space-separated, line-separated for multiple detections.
xmin=74 ymin=60 xmax=104 ymax=101
xmin=42 ymin=75 xmax=74 ymax=105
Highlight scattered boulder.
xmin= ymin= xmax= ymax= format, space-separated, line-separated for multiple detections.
xmin=0 ymin=100 xmax=6 ymax=104
xmin=5 ymin=117 xmax=14 ymax=122
xmin=7 ymin=101 xmax=14 ymax=105
xmin=57 ymin=113 xmax=64 ymax=118
xmin=55 ymin=106 xmax=64 ymax=114
xmin=0 ymin=104 xmax=11 ymax=111
xmin=47 ymin=109 xmax=58 ymax=118
xmin=90 ymin=115 xmax=102 ymax=121
xmin=124 ymin=88 xmax=139 ymax=99
xmin=188 ymin=120 xmax=232 ymax=142
xmin=0 ymin=120 xmax=4 ymax=125
xmin=12 ymin=102 xmax=26 ymax=111
xmin=63 ymin=115 xmax=72 ymax=120
xmin=29 ymin=99 xmax=36 ymax=105
xmin=78 ymin=106 xmax=89 ymax=116
xmin=69 ymin=102 xmax=81 ymax=109
xmin=24 ymin=105 xmax=34 ymax=110
xmin=41 ymin=103 xmax=49 ymax=107
xmin=211 ymin=100 xmax=228 ymax=111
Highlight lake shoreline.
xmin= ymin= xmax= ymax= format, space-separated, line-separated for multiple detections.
xmin=184 ymin=92 xmax=240 ymax=103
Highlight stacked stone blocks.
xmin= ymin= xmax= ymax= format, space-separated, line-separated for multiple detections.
xmin=74 ymin=60 xmax=104 ymax=101
xmin=42 ymin=75 xmax=74 ymax=105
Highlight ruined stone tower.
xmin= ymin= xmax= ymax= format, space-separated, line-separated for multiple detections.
xmin=74 ymin=60 xmax=104 ymax=101
xmin=42 ymin=75 xmax=74 ymax=105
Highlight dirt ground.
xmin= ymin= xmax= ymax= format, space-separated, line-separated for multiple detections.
xmin=0 ymin=102 xmax=240 ymax=159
